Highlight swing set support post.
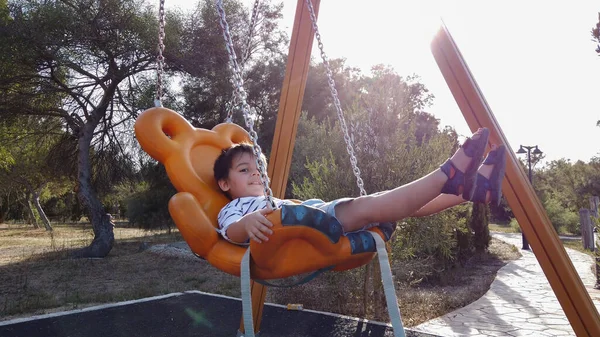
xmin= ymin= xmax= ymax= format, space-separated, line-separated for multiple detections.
xmin=238 ymin=0 xmax=321 ymax=335
xmin=431 ymin=23 xmax=600 ymax=337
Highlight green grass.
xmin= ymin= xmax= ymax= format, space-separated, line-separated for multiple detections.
xmin=561 ymin=238 xmax=596 ymax=257
xmin=489 ymin=222 xmax=519 ymax=233
xmin=490 ymin=222 xmax=597 ymax=257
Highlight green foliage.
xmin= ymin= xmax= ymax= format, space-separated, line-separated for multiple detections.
xmin=531 ymin=157 xmax=600 ymax=235
xmin=0 ymin=146 xmax=14 ymax=170
xmin=287 ymin=114 xmax=346 ymax=198
xmin=489 ymin=197 xmax=513 ymax=223
xmin=0 ymin=116 xmax=69 ymax=223
xmin=126 ymin=184 xmax=174 ymax=231
xmin=394 ymin=207 xmax=469 ymax=262
xmin=301 ymin=59 xmax=363 ymax=122
xmin=291 ymin=151 xmax=356 ymax=201
xmin=290 ymin=64 xmax=475 ymax=280
xmin=510 ymin=218 xmax=521 ymax=233
xmin=125 ymin=162 xmax=176 ymax=230
xmin=543 ymin=197 xmax=580 ymax=235
xmin=392 ymin=205 xmax=471 ymax=284
xmin=176 ymin=0 xmax=288 ymax=153
xmin=535 ymin=159 xmax=592 ymax=209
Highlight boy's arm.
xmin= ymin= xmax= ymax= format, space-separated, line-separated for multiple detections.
xmin=223 ymin=208 xmax=274 ymax=244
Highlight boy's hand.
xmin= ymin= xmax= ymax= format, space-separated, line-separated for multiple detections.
xmin=241 ymin=208 xmax=274 ymax=243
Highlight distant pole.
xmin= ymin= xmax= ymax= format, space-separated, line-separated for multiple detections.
xmin=516 ymin=145 xmax=543 ymax=250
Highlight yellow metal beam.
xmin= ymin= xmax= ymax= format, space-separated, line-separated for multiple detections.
xmin=240 ymin=0 xmax=321 ymax=334
xmin=431 ymin=23 xmax=600 ymax=337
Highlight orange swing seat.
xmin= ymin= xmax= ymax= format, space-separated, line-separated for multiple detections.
xmin=134 ymin=107 xmax=394 ymax=280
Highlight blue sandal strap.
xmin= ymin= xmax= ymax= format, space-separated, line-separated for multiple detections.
xmin=471 ymin=145 xmax=507 ymax=205
xmin=460 ymin=128 xmax=490 ymax=200
xmin=471 ymin=174 xmax=494 ymax=204
xmin=440 ymin=160 xmax=466 ymax=196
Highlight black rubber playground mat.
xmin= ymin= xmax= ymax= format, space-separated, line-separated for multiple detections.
xmin=0 ymin=291 xmax=441 ymax=337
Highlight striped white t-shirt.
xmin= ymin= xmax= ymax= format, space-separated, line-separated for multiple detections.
xmin=217 ymin=196 xmax=295 ymax=239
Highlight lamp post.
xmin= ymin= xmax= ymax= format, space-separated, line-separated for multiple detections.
xmin=516 ymin=145 xmax=543 ymax=250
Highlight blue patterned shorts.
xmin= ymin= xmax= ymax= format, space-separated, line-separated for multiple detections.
xmin=300 ymin=198 xmax=376 ymax=234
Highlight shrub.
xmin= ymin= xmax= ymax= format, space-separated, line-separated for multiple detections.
xmin=126 ymin=183 xmax=175 ymax=231
xmin=392 ymin=205 xmax=470 ymax=283
xmin=469 ymin=203 xmax=490 ymax=252
xmin=543 ymin=197 xmax=580 ymax=235
xmin=509 ymin=218 xmax=521 ymax=233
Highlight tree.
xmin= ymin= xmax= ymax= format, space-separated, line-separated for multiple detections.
xmin=469 ymin=203 xmax=490 ymax=252
xmin=117 ymin=0 xmax=288 ymax=228
xmin=1 ymin=0 xmax=164 ymax=257
xmin=593 ymin=12 xmax=600 ymax=56
xmin=291 ymin=62 xmax=438 ymax=197
xmin=172 ymin=0 xmax=288 ymax=153
xmin=0 ymin=116 xmax=66 ymax=231
xmin=301 ymin=58 xmax=363 ymax=122
xmin=0 ymin=177 xmax=29 ymax=224
xmin=532 ymin=158 xmax=600 ymax=234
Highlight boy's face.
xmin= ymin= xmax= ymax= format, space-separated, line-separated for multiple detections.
xmin=218 ymin=152 xmax=265 ymax=199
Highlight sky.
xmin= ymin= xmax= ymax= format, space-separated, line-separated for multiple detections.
xmin=164 ymin=0 xmax=600 ymax=166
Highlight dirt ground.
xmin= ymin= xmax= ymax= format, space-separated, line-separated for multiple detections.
xmin=0 ymin=224 xmax=521 ymax=327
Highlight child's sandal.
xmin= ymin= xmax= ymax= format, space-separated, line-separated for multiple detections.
xmin=440 ymin=127 xmax=490 ymax=198
xmin=440 ymin=160 xmax=467 ymax=196
xmin=471 ymin=144 xmax=507 ymax=206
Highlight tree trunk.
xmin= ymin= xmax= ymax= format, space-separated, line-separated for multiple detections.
xmin=31 ymin=190 xmax=52 ymax=231
xmin=27 ymin=202 xmax=40 ymax=229
xmin=71 ymin=123 xmax=114 ymax=258
xmin=24 ymin=193 xmax=40 ymax=229
xmin=372 ymin=256 xmax=386 ymax=320
xmin=362 ymin=261 xmax=373 ymax=317
xmin=470 ymin=203 xmax=490 ymax=252
xmin=0 ymin=195 xmax=7 ymax=224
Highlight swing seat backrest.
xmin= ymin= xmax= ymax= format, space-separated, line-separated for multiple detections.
xmin=135 ymin=107 xmax=247 ymax=225
xmin=134 ymin=107 xmax=393 ymax=280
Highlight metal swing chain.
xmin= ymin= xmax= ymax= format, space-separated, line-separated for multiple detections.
xmin=215 ymin=0 xmax=276 ymax=210
xmin=242 ymin=0 xmax=260 ymax=69
xmin=304 ymin=0 xmax=367 ymax=197
xmin=155 ymin=0 xmax=166 ymax=107
xmin=225 ymin=0 xmax=261 ymax=123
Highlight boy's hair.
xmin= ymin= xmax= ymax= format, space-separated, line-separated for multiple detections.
xmin=213 ymin=142 xmax=266 ymax=184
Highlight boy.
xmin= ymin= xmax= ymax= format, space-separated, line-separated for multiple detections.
xmin=215 ymin=127 xmax=506 ymax=245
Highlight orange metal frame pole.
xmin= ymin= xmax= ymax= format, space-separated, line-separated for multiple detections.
xmin=266 ymin=0 xmax=320 ymax=199
xmin=239 ymin=0 xmax=321 ymax=334
xmin=431 ymin=23 xmax=600 ymax=337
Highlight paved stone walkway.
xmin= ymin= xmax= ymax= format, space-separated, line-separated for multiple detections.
xmin=413 ymin=232 xmax=600 ymax=337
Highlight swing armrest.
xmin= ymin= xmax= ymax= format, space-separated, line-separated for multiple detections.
xmin=168 ymin=192 xmax=247 ymax=276
xmin=168 ymin=192 xmax=220 ymax=258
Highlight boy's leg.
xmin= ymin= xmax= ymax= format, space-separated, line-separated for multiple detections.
xmin=410 ymin=194 xmax=467 ymax=217
xmin=335 ymin=128 xmax=489 ymax=232
xmin=335 ymin=169 xmax=448 ymax=231
xmin=406 ymin=144 xmax=506 ymax=218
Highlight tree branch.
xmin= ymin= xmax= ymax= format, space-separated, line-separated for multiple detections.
xmin=48 ymin=66 xmax=93 ymax=117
